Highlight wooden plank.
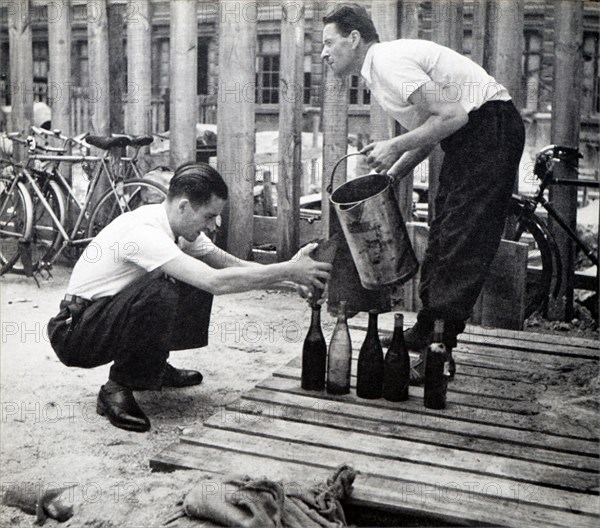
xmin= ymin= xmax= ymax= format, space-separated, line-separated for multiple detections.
xmin=108 ymin=2 xmax=125 ymax=134
xmin=48 ymin=0 xmax=72 ymax=138
xmin=286 ymin=355 xmax=541 ymax=399
xmin=181 ymin=428 xmax=599 ymax=516
xmin=150 ymin=442 xmax=598 ymax=528
xmin=8 ymin=0 xmax=33 ymax=140
xmin=240 ymin=388 xmax=599 ymax=472
xmin=471 ymin=240 xmax=528 ymax=330
xmin=253 ymin=215 xmax=322 ymax=247
xmin=126 ymin=0 xmax=152 ymax=158
xmin=349 ymin=317 xmax=600 ymax=360
xmin=87 ymin=0 xmax=110 ymax=136
xmin=257 ymin=375 xmax=599 ymax=455
xmin=276 ymin=365 xmax=542 ymax=415
xmin=201 ymin=408 xmax=598 ymax=493
xmin=354 ymin=310 xmax=599 ymax=350
xmin=277 ymin=1 xmax=304 ymax=260
xmin=216 ymin=0 xmax=256 ymax=258
xmin=548 ymin=0 xmax=584 ymax=321
xmin=169 ymin=0 xmax=198 ymax=167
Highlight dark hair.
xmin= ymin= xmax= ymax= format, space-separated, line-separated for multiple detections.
xmin=322 ymin=3 xmax=379 ymax=43
xmin=168 ymin=162 xmax=228 ymax=206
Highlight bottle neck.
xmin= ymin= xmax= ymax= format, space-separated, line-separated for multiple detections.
xmin=367 ymin=311 xmax=378 ymax=334
xmin=311 ymin=305 xmax=322 ymax=327
xmin=433 ymin=319 xmax=444 ymax=343
xmin=337 ymin=303 xmax=347 ymax=324
xmin=391 ymin=314 xmax=406 ymax=348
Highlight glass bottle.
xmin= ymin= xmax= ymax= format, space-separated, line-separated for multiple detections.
xmin=383 ymin=313 xmax=410 ymax=402
xmin=327 ymin=301 xmax=352 ymax=395
xmin=356 ymin=310 xmax=384 ymax=399
xmin=424 ymin=319 xmax=448 ymax=409
xmin=301 ymin=304 xmax=327 ymax=391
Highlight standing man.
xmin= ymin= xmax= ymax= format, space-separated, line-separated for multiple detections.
xmin=321 ymin=4 xmax=525 ymax=378
xmin=48 ymin=162 xmax=331 ymax=432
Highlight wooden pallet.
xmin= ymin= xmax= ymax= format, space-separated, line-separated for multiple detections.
xmin=151 ymin=320 xmax=599 ymax=527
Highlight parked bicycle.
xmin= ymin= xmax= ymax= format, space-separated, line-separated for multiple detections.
xmin=505 ymin=144 xmax=599 ymax=318
xmin=0 ymin=131 xmax=167 ymax=277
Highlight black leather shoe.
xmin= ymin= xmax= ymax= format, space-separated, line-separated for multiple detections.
xmin=162 ymin=363 xmax=203 ymax=388
xmin=96 ymin=382 xmax=150 ymax=432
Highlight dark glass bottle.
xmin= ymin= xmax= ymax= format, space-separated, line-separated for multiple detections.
xmin=356 ymin=310 xmax=384 ymax=399
xmin=327 ymin=301 xmax=352 ymax=395
xmin=424 ymin=320 xmax=449 ymax=409
xmin=383 ymin=313 xmax=410 ymax=402
xmin=301 ymin=304 xmax=327 ymax=391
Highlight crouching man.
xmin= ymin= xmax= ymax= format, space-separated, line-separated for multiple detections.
xmin=48 ymin=162 xmax=331 ymax=432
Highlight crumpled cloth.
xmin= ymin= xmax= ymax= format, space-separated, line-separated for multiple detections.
xmin=181 ymin=464 xmax=357 ymax=528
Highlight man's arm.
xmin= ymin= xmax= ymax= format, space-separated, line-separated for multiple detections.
xmin=160 ymin=246 xmax=331 ymax=295
xmin=388 ymin=144 xmax=435 ymax=180
xmin=362 ymin=80 xmax=469 ymax=174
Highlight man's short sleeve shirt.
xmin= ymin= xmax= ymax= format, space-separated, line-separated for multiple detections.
xmin=67 ymin=204 xmax=184 ymax=299
xmin=361 ymin=39 xmax=511 ymax=130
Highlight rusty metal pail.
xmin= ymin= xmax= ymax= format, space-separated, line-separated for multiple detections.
xmin=328 ymin=153 xmax=419 ymax=290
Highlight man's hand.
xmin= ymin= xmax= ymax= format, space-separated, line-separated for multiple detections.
xmin=289 ymin=243 xmax=332 ymax=290
xmin=361 ymin=138 xmax=404 ymax=174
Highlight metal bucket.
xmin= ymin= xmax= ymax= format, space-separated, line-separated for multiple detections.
xmin=328 ymin=153 xmax=419 ymax=290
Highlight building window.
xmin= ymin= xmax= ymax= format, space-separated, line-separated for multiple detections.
xmin=257 ymin=36 xmax=280 ymax=105
xmin=76 ymin=41 xmax=89 ymax=88
xmin=349 ymin=75 xmax=370 ymax=106
xmin=522 ymin=31 xmax=542 ymax=112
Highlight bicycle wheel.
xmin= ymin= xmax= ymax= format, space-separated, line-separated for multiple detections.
xmin=14 ymin=178 xmax=66 ymax=274
xmin=0 ymin=176 xmax=33 ymax=275
xmin=505 ymin=198 xmax=559 ymax=318
xmin=87 ymin=179 xmax=168 ymax=238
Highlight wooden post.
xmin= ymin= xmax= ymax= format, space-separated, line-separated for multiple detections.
xmin=277 ymin=1 xmax=305 ymax=260
xmin=48 ymin=0 xmax=72 ymax=138
xmin=87 ymin=0 xmax=110 ymax=135
xmin=428 ymin=0 xmax=463 ymax=222
xmin=486 ymin=0 xmax=524 ymax=109
xmin=126 ymin=0 xmax=152 ymax=161
xmin=548 ymin=0 xmax=584 ymax=321
xmin=169 ymin=0 xmax=198 ymax=169
xmin=471 ymin=0 xmax=487 ymax=67
xmin=321 ymin=68 xmax=348 ymax=238
xmin=8 ymin=0 xmax=33 ymax=156
xmin=216 ymin=0 xmax=256 ymax=258
xmin=108 ymin=2 xmax=125 ymax=134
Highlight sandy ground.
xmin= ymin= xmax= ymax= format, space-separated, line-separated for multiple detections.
xmin=1 ymin=267 xmax=598 ymax=527
xmin=1 ymin=266 xmax=339 ymax=528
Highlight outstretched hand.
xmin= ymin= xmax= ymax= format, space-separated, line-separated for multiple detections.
xmin=289 ymin=243 xmax=332 ymax=290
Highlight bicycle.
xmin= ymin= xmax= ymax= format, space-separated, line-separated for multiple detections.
xmin=0 ymin=132 xmax=167 ymax=277
xmin=505 ymin=144 xmax=599 ymax=318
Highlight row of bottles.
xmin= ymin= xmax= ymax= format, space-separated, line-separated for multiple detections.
xmin=301 ymin=306 xmax=450 ymax=409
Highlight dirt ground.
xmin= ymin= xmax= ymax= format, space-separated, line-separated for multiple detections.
xmin=1 ymin=266 xmax=340 ymax=528
xmin=1 ymin=266 xmax=598 ymax=527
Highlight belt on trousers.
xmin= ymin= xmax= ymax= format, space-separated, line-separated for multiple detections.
xmin=63 ymin=294 xmax=92 ymax=307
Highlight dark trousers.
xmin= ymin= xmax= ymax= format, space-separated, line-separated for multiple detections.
xmin=48 ymin=270 xmax=213 ymax=390
xmin=417 ymin=100 xmax=525 ymax=342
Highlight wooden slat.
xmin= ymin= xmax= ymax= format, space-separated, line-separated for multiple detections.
xmin=276 ymin=365 xmax=541 ymax=414
xmin=349 ymin=320 xmax=600 ymax=361
xmin=180 ymin=428 xmax=599 ymax=516
xmin=285 ymin=357 xmax=541 ymax=402
xmin=257 ymin=375 xmax=599 ymax=455
xmin=150 ymin=442 xmax=598 ymax=528
xmin=201 ymin=409 xmax=597 ymax=493
xmin=239 ymin=389 xmax=599 ymax=472
xmin=253 ymin=215 xmax=322 ymax=247
xmin=349 ymin=311 xmax=599 ymax=351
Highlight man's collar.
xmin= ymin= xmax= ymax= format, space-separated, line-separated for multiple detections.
xmin=360 ymin=42 xmax=378 ymax=84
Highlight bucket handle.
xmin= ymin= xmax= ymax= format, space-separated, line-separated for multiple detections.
xmin=326 ymin=151 xmax=394 ymax=194
xmin=327 ymin=152 xmax=365 ymax=194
